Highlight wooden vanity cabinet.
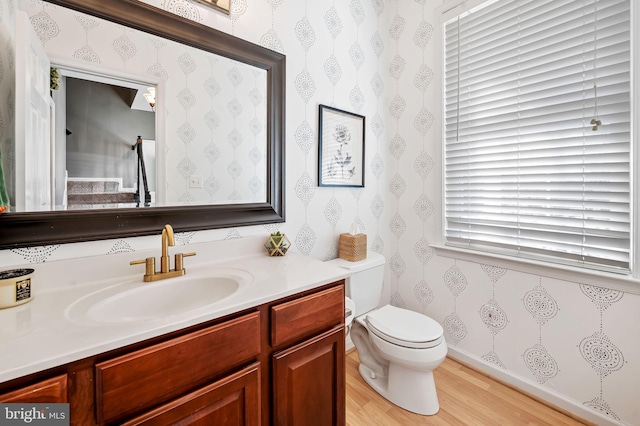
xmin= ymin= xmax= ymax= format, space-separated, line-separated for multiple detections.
xmin=0 ymin=374 xmax=67 ymax=403
xmin=270 ymin=285 xmax=346 ymax=426
xmin=0 ymin=280 xmax=345 ymax=426
xmin=272 ymin=326 xmax=345 ymax=426
xmin=121 ymin=362 xmax=261 ymax=426
xmin=95 ymin=312 xmax=261 ymax=424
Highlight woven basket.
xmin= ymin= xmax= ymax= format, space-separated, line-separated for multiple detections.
xmin=338 ymin=233 xmax=367 ymax=262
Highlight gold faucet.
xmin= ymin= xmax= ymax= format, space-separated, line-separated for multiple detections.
xmin=130 ymin=224 xmax=196 ymax=282
xmin=160 ymin=224 xmax=174 ymax=274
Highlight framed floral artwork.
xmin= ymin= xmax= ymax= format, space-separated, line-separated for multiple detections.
xmin=318 ymin=104 xmax=365 ymax=188
xmin=193 ymin=0 xmax=231 ymax=15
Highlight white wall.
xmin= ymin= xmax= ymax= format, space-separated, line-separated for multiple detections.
xmin=0 ymin=1 xmax=638 ymax=424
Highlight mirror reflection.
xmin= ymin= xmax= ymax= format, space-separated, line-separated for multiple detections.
xmin=58 ymin=73 xmax=156 ymax=209
xmin=2 ymin=0 xmax=268 ymax=213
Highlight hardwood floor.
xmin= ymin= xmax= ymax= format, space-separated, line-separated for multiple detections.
xmin=346 ymin=350 xmax=592 ymax=426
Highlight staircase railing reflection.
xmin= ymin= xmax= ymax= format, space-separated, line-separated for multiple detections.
xmin=133 ymin=136 xmax=151 ymax=207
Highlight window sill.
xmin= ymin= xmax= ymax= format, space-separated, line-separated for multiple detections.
xmin=432 ymin=244 xmax=640 ymax=296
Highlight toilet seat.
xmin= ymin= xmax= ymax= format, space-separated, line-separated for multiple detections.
xmin=365 ymin=305 xmax=443 ymax=349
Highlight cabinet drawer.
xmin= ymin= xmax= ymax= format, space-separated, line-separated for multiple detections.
xmin=271 ymin=284 xmax=344 ymax=347
xmin=0 ymin=375 xmax=67 ymax=403
xmin=95 ymin=311 xmax=260 ymax=423
xmin=122 ymin=362 xmax=260 ymax=426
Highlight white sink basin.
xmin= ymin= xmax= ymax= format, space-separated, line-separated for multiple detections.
xmin=66 ymin=268 xmax=252 ymax=324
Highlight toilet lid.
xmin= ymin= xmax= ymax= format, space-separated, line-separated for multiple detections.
xmin=365 ymin=305 xmax=443 ymax=349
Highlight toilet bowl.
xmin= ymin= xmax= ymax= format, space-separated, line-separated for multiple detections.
xmin=351 ymin=304 xmax=447 ymax=415
xmin=329 ymin=253 xmax=447 ymax=416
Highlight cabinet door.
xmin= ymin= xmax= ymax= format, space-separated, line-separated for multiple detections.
xmin=122 ymin=363 xmax=260 ymax=426
xmin=272 ymin=325 xmax=345 ymax=426
xmin=0 ymin=375 xmax=67 ymax=403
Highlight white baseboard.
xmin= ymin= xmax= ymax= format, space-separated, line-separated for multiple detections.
xmin=447 ymin=346 xmax=623 ymax=426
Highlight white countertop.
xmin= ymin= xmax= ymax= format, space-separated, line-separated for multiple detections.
xmin=0 ymin=237 xmax=349 ymax=384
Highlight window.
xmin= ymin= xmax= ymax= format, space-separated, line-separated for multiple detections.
xmin=443 ymin=0 xmax=631 ymax=272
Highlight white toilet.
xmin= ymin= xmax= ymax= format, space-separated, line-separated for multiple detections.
xmin=330 ymin=252 xmax=447 ymax=416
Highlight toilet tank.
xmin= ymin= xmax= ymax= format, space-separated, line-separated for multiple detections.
xmin=327 ymin=252 xmax=385 ymax=316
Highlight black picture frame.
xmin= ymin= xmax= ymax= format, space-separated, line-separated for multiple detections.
xmin=318 ymin=105 xmax=365 ymax=188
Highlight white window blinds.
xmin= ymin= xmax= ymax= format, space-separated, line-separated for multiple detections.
xmin=444 ymin=0 xmax=631 ymax=272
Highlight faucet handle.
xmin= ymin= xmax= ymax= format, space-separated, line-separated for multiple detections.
xmin=130 ymin=257 xmax=156 ymax=281
xmin=175 ymin=252 xmax=196 ymax=271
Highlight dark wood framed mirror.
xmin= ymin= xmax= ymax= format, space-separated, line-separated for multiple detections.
xmin=0 ymin=0 xmax=285 ymax=249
